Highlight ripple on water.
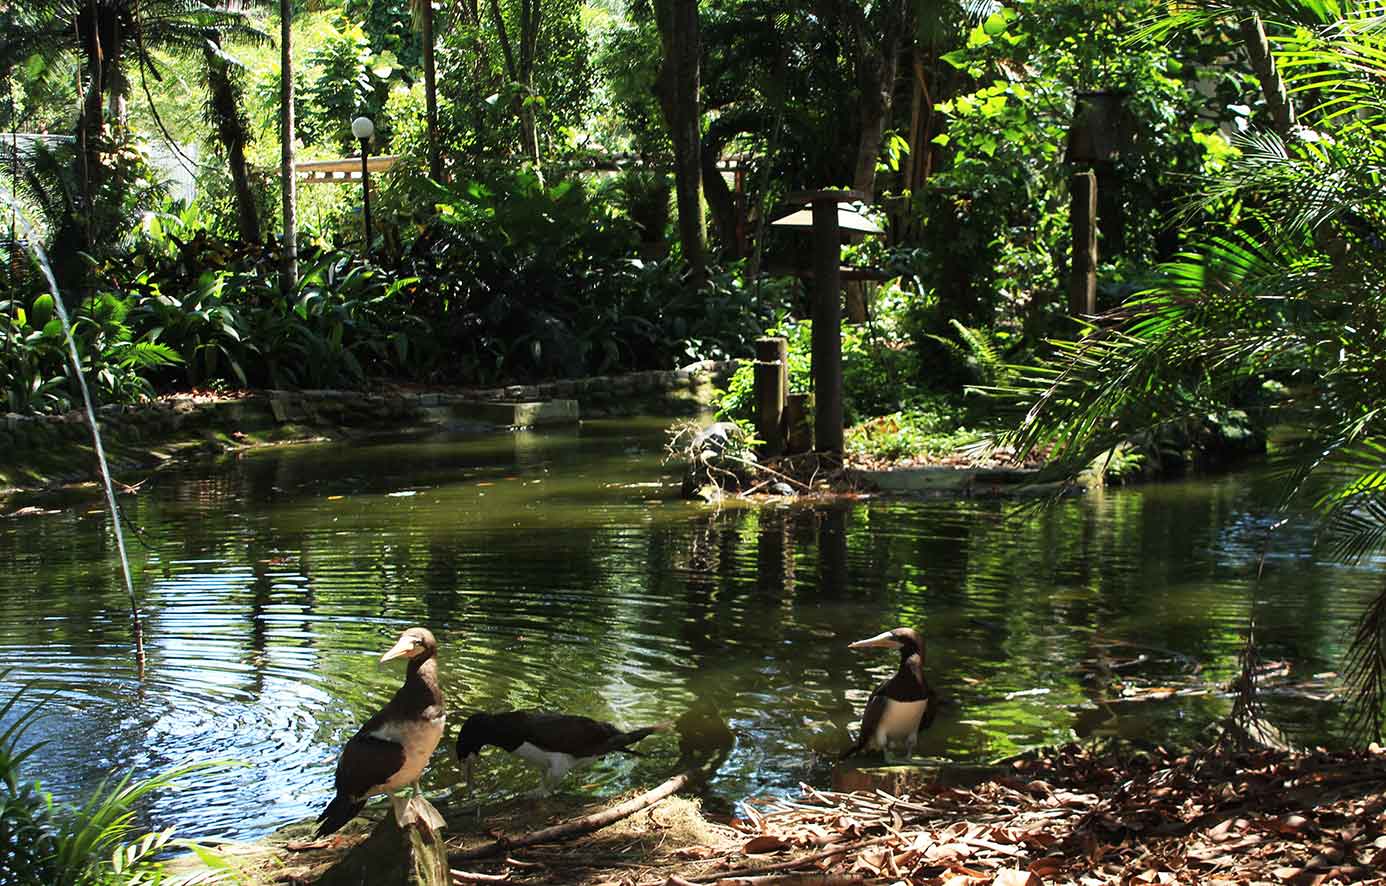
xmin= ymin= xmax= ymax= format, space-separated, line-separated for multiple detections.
xmin=0 ymin=436 xmax=1380 ymax=842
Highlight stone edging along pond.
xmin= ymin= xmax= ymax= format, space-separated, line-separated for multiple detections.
xmin=0 ymin=363 xmax=733 ymax=497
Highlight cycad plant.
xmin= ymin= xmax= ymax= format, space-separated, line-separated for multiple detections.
xmin=998 ymin=0 xmax=1386 ymax=740
xmin=0 ymin=677 xmax=231 ymax=885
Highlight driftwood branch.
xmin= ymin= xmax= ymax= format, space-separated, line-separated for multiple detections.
xmin=449 ymin=769 xmax=694 ymax=862
xmin=675 ymin=835 xmax=894 ymax=884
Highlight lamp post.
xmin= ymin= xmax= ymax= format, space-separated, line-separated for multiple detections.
xmin=351 ymin=115 xmax=375 ymax=255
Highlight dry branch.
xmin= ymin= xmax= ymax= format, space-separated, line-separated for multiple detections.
xmin=676 ymin=835 xmax=894 ymax=884
xmin=449 ymin=769 xmax=694 ymax=862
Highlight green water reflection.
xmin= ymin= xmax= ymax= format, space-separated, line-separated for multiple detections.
xmin=0 ymin=419 xmax=1374 ymax=840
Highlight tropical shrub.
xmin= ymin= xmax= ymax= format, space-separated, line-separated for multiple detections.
xmin=401 ymin=172 xmax=784 ymax=382
xmin=0 ymin=287 xmax=181 ymax=415
xmin=997 ymin=3 xmax=1386 ymax=738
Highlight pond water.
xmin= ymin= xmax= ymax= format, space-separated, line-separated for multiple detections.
xmin=0 ymin=419 xmax=1376 ymax=842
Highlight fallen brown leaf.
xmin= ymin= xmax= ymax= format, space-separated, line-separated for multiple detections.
xmin=742 ymin=835 xmax=791 ymax=855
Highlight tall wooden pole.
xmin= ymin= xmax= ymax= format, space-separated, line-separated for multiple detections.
xmin=421 ymin=0 xmax=442 ymax=181
xmin=811 ymin=198 xmax=844 ymax=455
xmin=1068 ymin=170 xmax=1097 ymax=317
xmin=280 ymin=0 xmax=298 ymax=295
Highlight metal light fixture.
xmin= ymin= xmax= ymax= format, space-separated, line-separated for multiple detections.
xmin=352 ymin=116 xmax=375 ymax=255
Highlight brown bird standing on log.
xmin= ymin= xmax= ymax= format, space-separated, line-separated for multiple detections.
xmin=314 ymin=627 xmax=446 ymax=837
xmin=841 ymin=627 xmax=936 ymax=761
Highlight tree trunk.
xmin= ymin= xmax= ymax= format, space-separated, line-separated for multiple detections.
xmin=421 ymin=0 xmax=442 ymax=181
xmin=75 ymin=5 xmax=106 ymax=262
xmin=104 ymin=15 xmax=126 ymax=127
xmin=849 ymin=0 xmax=904 ymax=198
xmin=1239 ymin=12 xmax=1295 ymax=138
xmin=205 ymin=37 xmax=260 ymax=244
xmin=279 ymin=0 xmax=297 ymax=293
xmin=700 ymin=110 xmax=764 ymax=260
xmin=486 ymin=0 xmax=543 ymax=176
xmin=655 ymin=0 xmax=705 ymax=277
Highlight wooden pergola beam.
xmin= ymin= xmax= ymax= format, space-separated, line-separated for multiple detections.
xmin=296 ymin=154 xmax=399 ymax=184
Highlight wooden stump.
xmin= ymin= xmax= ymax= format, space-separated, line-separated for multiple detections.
xmin=318 ymin=796 xmax=448 ymax=886
xmin=783 ymin=393 xmax=812 ymax=454
xmin=754 ymin=336 xmax=788 ymax=456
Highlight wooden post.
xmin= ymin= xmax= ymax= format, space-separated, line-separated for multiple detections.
xmin=783 ymin=392 xmax=811 ymax=454
xmin=317 ymin=795 xmax=448 ymax=886
xmin=811 ymin=198 xmax=844 ymax=455
xmin=1095 ymin=161 xmax=1123 ymax=258
xmin=817 ymin=506 xmax=848 ymax=593
xmin=1068 ymin=170 xmax=1097 ymax=317
xmin=754 ymin=336 xmax=787 ymax=456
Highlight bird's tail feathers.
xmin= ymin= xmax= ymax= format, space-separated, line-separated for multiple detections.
xmin=314 ymin=795 xmax=365 ymax=838
xmin=608 ymin=721 xmax=672 ymax=753
xmin=839 ymin=735 xmax=868 ymax=762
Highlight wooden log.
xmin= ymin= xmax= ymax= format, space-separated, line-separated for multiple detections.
xmin=679 ymin=835 xmax=894 ymax=884
xmin=810 ymin=198 xmax=844 ymax=455
xmin=1068 ymin=170 xmax=1097 ymax=317
xmin=782 ymin=393 xmax=811 ymax=455
xmin=449 ymin=769 xmax=693 ymax=862
xmin=397 ymin=795 xmax=449 ymax=886
xmin=754 ymin=337 xmax=788 ymax=457
xmin=318 ymin=795 xmax=448 ymax=886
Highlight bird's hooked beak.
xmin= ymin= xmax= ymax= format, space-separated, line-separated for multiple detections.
xmin=849 ymin=630 xmax=904 ymax=650
xmin=380 ymin=635 xmax=419 ymax=663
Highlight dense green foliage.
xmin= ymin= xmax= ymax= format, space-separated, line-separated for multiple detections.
xmin=997 ymin=1 xmax=1386 ymax=737
xmin=1 ymin=0 xmax=1262 ymax=412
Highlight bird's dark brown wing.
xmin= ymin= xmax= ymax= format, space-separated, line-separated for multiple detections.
xmin=918 ymin=682 xmax=938 ymax=732
xmin=334 ymin=732 xmax=407 ymax=800
xmin=858 ymin=684 xmax=887 ymax=742
xmin=510 ymin=712 xmax=624 ymax=756
xmin=841 ymin=683 xmax=887 ymax=759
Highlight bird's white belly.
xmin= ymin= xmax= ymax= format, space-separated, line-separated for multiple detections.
xmin=369 ymin=714 xmax=445 ymax=794
xmin=872 ymin=699 xmax=927 ymax=749
xmin=513 ymin=742 xmax=582 ymax=780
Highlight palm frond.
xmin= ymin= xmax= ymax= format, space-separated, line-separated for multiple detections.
xmin=1343 ymin=583 xmax=1386 ymax=740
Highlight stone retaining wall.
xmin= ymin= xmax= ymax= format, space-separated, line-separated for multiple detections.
xmin=0 ymin=363 xmax=733 ymax=494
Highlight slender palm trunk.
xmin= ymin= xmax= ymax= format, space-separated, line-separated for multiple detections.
xmin=279 ymin=0 xmax=297 ymax=292
xmin=1239 ymin=12 xmax=1296 ymax=137
xmin=421 ymin=0 xmax=442 ymax=181
xmin=205 ymin=37 xmax=260 ymax=243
